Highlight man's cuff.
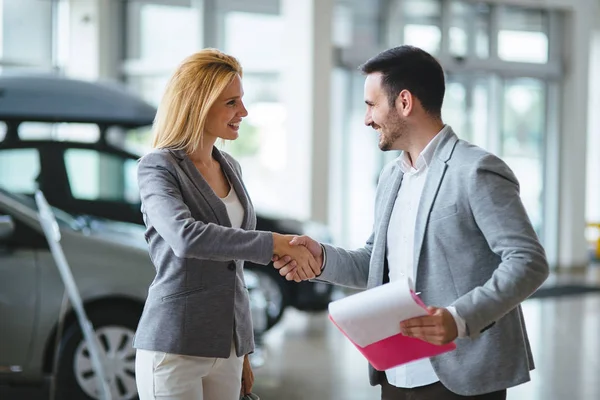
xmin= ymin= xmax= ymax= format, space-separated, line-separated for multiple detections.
xmin=319 ymin=244 xmax=327 ymax=271
xmin=447 ymin=306 xmax=467 ymax=338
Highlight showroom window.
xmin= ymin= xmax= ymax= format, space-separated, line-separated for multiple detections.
xmin=220 ymin=10 xmax=311 ymax=220
xmin=122 ymin=0 xmax=201 ymax=151
xmin=122 ymin=1 xmax=311 ymax=220
xmin=402 ymin=0 xmax=442 ymax=55
xmin=0 ymin=0 xmax=54 ymax=71
xmin=123 ymin=1 xmax=200 ymax=107
xmin=497 ymin=6 xmax=549 ymax=64
xmin=332 ymin=0 xmax=563 ymax=247
xmin=404 ymin=1 xmax=560 ymax=241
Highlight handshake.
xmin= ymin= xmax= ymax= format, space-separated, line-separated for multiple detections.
xmin=271 ymin=233 xmax=323 ymax=282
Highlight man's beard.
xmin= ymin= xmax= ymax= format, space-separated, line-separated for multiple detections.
xmin=378 ymin=112 xmax=407 ymax=151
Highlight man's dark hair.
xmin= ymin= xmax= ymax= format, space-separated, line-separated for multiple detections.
xmin=360 ymin=46 xmax=445 ymax=118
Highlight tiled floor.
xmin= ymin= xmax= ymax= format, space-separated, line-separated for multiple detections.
xmin=253 ymin=269 xmax=600 ymax=400
xmin=2 ymin=269 xmax=599 ymax=400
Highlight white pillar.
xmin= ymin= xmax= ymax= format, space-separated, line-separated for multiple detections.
xmin=557 ymin=5 xmax=595 ymax=269
xmin=586 ymin=10 xmax=600 ymax=226
xmin=194 ymin=0 xmax=218 ymax=48
xmin=281 ymin=0 xmax=334 ymax=223
xmin=66 ymin=0 xmax=122 ymax=80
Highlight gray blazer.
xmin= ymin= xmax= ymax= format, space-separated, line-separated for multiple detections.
xmin=133 ymin=147 xmax=273 ymax=358
xmin=318 ymin=129 xmax=549 ymax=396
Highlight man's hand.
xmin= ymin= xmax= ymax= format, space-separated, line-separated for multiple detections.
xmin=399 ymin=307 xmax=458 ymax=345
xmin=272 ymin=233 xmax=320 ymax=281
xmin=241 ymin=354 xmax=254 ymax=396
xmin=272 ymin=235 xmax=323 ymax=281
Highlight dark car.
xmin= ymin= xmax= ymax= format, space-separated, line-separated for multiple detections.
xmin=0 ymin=73 xmax=333 ymax=330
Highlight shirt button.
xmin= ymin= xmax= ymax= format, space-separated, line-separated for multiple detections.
xmin=228 ymin=262 xmax=236 ymax=271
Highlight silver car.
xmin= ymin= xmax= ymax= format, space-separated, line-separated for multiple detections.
xmin=0 ymin=188 xmax=267 ymax=400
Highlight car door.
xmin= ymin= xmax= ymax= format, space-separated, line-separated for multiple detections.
xmin=0 ymin=210 xmax=44 ymax=375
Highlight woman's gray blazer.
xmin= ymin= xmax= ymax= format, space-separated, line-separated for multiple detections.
xmin=132 ymin=147 xmax=273 ymax=358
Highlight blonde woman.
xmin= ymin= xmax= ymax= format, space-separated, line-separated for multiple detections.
xmin=133 ymin=49 xmax=320 ymax=400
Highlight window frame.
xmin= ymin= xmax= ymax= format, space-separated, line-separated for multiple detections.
xmin=380 ymin=0 xmax=565 ymax=250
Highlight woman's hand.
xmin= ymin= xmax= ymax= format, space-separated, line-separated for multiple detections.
xmin=272 ymin=235 xmax=323 ymax=281
xmin=272 ymin=233 xmax=320 ymax=281
xmin=241 ymin=354 xmax=254 ymax=396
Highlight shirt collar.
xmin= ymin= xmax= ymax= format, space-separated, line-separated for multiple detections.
xmin=398 ymin=125 xmax=451 ymax=173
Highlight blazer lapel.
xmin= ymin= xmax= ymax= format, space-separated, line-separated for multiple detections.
xmin=213 ymin=148 xmax=253 ymax=230
xmin=368 ymin=163 xmax=404 ymax=288
xmin=412 ymin=132 xmax=459 ymax=283
xmin=169 ymin=149 xmax=230 ymax=227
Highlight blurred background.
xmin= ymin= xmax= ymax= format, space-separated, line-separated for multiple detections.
xmin=0 ymin=0 xmax=599 ymax=399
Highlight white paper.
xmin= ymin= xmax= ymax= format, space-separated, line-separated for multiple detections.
xmin=328 ymin=277 xmax=428 ymax=347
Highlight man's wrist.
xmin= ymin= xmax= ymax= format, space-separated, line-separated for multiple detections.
xmin=317 ymin=244 xmax=326 ymax=276
xmin=446 ymin=306 xmax=467 ymax=338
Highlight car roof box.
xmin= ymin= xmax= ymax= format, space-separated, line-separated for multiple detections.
xmin=0 ymin=73 xmax=156 ymax=128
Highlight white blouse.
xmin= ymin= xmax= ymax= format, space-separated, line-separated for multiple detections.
xmin=220 ymin=186 xmax=244 ymax=229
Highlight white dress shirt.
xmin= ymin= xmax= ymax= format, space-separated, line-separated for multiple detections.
xmin=384 ymin=125 xmax=466 ymax=388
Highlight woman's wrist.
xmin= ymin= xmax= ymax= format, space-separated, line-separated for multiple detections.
xmin=271 ymin=233 xmax=281 ymax=254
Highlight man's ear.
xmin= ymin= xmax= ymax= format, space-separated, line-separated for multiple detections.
xmin=395 ymin=89 xmax=413 ymax=117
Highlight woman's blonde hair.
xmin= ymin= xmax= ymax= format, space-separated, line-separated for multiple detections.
xmin=152 ymin=48 xmax=242 ymax=154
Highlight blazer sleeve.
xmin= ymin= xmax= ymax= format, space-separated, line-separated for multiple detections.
xmin=314 ymin=163 xmax=395 ymax=290
xmin=315 ymin=237 xmax=373 ymax=289
xmin=451 ymin=154 xmax=549 ymax=339
xmin=137 ymin=152 xmax=273 ymax=265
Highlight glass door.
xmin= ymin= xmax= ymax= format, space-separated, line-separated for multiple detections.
xmin=443 ymin=74 xmax=491 ymax=150
xmin=442 ymin=73 xmax=547 ymax=237
xmin=501 ymin=78 xmax=546 ymax=235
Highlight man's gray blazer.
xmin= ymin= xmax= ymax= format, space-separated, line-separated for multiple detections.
xmin=318 ymin=129 xmax=549 ymax=396
xmin=133 ymin=147 xmax=273 ymax=358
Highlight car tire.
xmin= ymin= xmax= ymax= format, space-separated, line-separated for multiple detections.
xmin=53 ymin=304 xmax=141 ymax=400
xmin=249 ymin=266 xmax=290 ymax=330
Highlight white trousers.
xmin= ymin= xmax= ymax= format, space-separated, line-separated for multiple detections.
xmin=135 ymin=343 xmax=243 ymax=400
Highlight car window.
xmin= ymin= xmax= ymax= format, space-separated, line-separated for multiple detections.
xmin=18 ymin=122 xmax=100 ymax=142
xmin=64 ymin=149 xmax=140 ymax=204
xmin=0 ymin=148 xmax=41 ymax=193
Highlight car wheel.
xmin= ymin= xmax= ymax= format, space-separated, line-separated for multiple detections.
xmin=251 ymin=268 xmax=289 ymax=330
xmin=54 ymin=305 xmax=141 ymax=400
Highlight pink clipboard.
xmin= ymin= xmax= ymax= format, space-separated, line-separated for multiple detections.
xmin=329 ymin=291 xmax=456 ymax=371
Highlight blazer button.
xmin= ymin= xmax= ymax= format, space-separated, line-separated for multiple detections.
xmin=228 ymin=262 xmax=236 ymax=271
